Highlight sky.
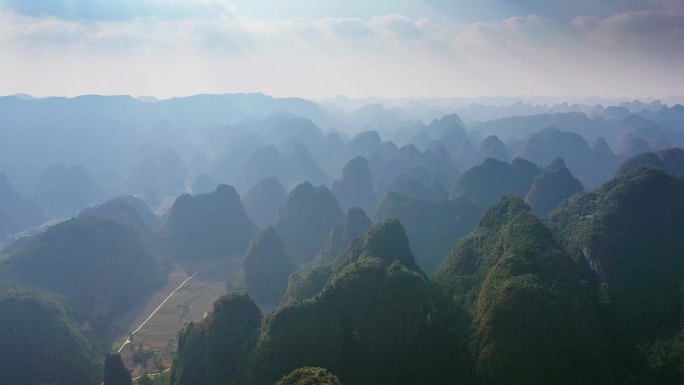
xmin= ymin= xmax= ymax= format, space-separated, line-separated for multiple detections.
xmin=0 ymin=0 xmax=682 ymax=99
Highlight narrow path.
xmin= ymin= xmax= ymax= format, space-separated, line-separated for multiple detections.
xmin=132 ymin=368 xmax=171 ymax=382
xmin=117 ymin=262 xmax=219 ymax=353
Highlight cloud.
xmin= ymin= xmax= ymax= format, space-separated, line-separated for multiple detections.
xmin=0 ymin=1 xmax=682 ymax=98
xmin=419 ymin=0 xmax=673 ymax=21
xmin=570 ymin=6 xmax=684 ymax=61
xmin=0 ymin=0 xmax=236 ymax=21
xmin=573 ymin=7 xmax=684 ymax=36
xmin=322 ymin=17 xmax=373 ymax=37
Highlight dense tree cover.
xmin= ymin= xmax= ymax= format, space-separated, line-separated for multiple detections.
xmin=616 ymin=151 xmax=665 ymax=175
xmin=286 ymin=219 xmax=418 ymax=304
xmin=242 ymin=177 xmax=288 ymax=227
xmin=274 ymin=182 xmax=344 ymax=265
xmin=645 ymin=326 xmax=684 ymax=383
xmin=1 ymin=215 xmax=163 ymax=338
xmin=0 ymin=286 xmax=100 ymax=385
xmin=545 ymin=168 xmax=684 ymax=382
xmin=241 ymin=227 xmax=295 ymax=306
xmin=281 ymin=264 xmax=333 ymax=305
xmin=616 ymin=147 xmax=684 ymax=176
xmin=315 ymin=207 xmax=372 ymax=265
xmin=171 ymin=293 xmax=263 ymax=385
xmin=104 ymin=353 xmax=134 ymax=385
xmin=275 ymin=367 xmax=344 ymax=385
xmin=436 ymin=196 xmax=616 ymax=385
xmin=0 ymin=172 xmax=45 ymax=238
xmin=160 ymin=184 xmax=256 ymax=260
xmin=331 ymin=156 xmax=378 ymax=215
xmin=525 ymin=158 xmax=584 ymax=215
xmin=173 ymin=220 xmax=473 ymax=385
xmin=658 ymin=147 xmax=684 ymax=174
xmin=375 ymin=192 xmax=482 ymax=272
xmin=452 ymin=157 xmax=541 ymax=208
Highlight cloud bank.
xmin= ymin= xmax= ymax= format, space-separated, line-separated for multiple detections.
xmin=0 ymin=0 xmax=681 ymax=98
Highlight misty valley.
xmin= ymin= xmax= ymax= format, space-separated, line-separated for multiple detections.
xmin=0 ymin=94 xmax=683 ymax=385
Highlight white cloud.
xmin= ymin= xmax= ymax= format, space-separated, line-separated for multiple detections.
xmin=0 ymin=3 xmax=682 ymax=98
xmin=0 ymin=0 xmax=238 ymax=20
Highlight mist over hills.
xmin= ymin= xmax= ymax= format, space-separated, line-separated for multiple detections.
xmin=1 ymin=92 xmax=684 ymax=385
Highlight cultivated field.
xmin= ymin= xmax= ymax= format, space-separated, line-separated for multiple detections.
xmin=113 ymin=257 xmax=243 ymax=378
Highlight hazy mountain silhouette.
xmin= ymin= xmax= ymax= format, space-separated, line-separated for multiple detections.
xmin=274 ymin=182 xmax=343 ymax=265
xmin=241 ymin=226 xmax=295 ymax=307
xmin=242 ymin=177 xmax=288 ymax=226
xmin=453 ymin=157 xmax=541 ymax=208
xmin=331 ymin=156 xmax=378 ymax=215
xmin=525 ymin=158 xmax=584 ymax=215
xmin=34 ymin=163 xmax=101 ymax=216
xmin=191 ymin=173 xmax=219 ymax=195
xmin=375 ymin=192 xmax=482 ymax=272
xmin=79 ymin=195 xmax=160 ymax=234
xmin=0 ymin=173 xmax=45 ymax=237
xmin=161 ymin=184 xmax=256 ymax=260
xmin=316 ymin=207 xmax=372 ymax=265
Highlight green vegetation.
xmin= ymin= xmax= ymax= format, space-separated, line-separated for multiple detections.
xmin=0 ymin=287 xmax=100 ymax=385
xmin=285 ymin=219 xmax=420 ymax=304
xmin=616 ymin=147 xmax=684 ymax=176
xmin=437 ymin=196 xmax=615 ymax=385
xmin=104 ymin=353 xmax=134 ymax=385
xmin=1 ymin=215 xmax=163 ymax=339
xmin=171 ymin=293 xmax=263 ymax=385
xmin=545 ymin=168 xmax=684 ymax=380
xmin=275 ymin=367 xmax=343 ymax=385
xmin=645 ymin=327 xmax=684 ymax=384
xmin=172 ymin=220 xmax=474 ymax=385
xmin=282 ymin=265 xmax=333 ymax=304
xmin=161 ymin=184 xmax=256 ymax=260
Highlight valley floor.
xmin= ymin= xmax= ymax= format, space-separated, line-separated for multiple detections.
xmin=112 ymin=257 xmax=242 ymax=379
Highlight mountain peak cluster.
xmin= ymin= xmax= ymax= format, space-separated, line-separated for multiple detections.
xmin=1 ymin=95 xmax=683 ymax=385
